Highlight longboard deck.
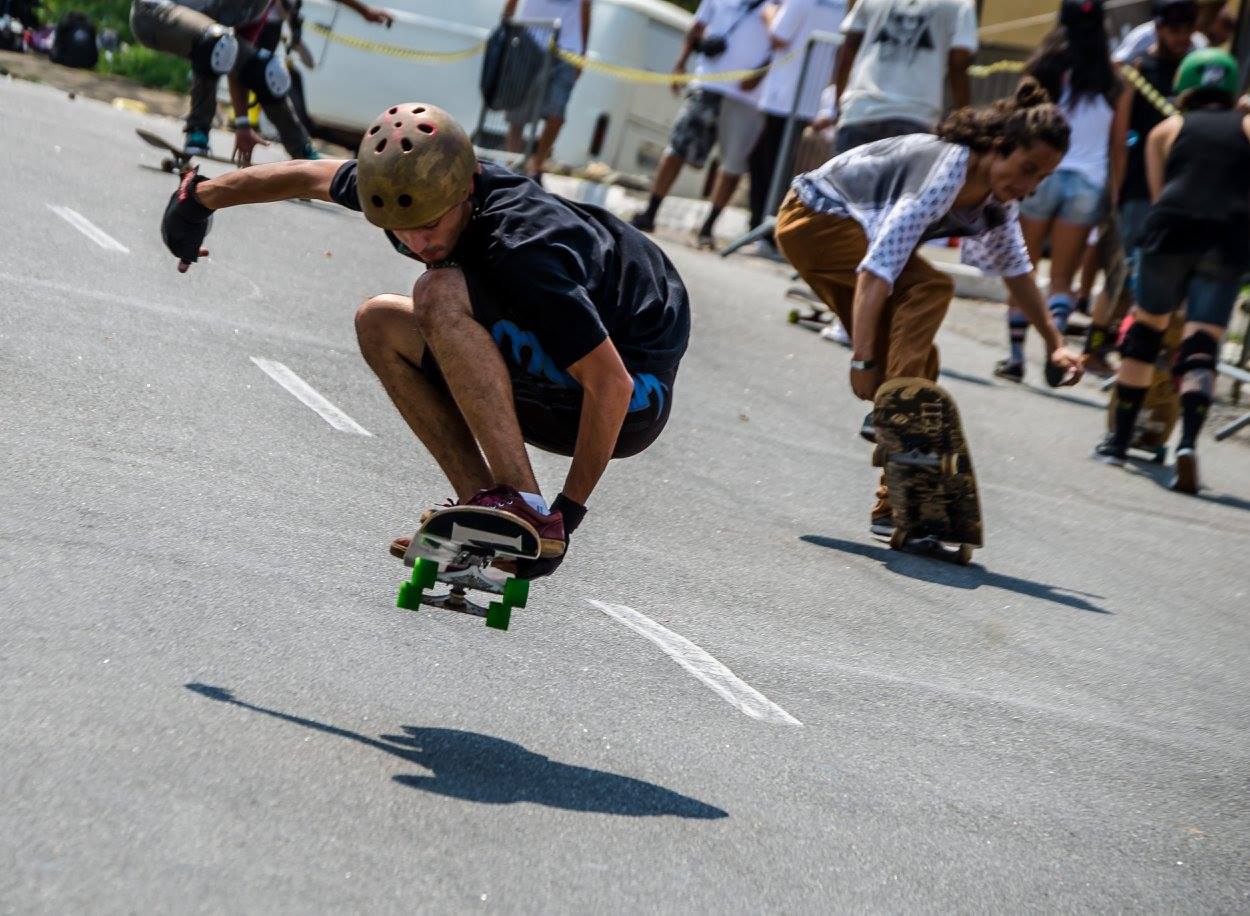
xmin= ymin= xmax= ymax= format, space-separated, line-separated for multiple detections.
xmin=136 ymin=127 xmax=235 ymax=172
xmin=873 ymin=377 xmax=982 ymax=563
xmin=395 ymin=506 xmax=539 ymax=631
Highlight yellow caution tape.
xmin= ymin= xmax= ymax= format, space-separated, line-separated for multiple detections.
xmin=1119 ymin=62 xmax=1179 ymax=118
xmin=555 ymin=46 xmax=778 ymax=85
xmin=967 ymin=59 xmax=1025 ymax=78
xmin=308 ymin=22 xmax=485 ymax=62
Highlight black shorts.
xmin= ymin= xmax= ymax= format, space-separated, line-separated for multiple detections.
xmin=419 ymin=275 xmax=676 ymax=459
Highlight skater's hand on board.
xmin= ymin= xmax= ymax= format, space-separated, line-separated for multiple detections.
xmin=232 ymin=125 xmax=269 ymax=167
xmin=162 ymin=169 xmax=214 ymax=273
xmin=1045 ymin=347 xmax=1085 ymax=387
xmin=849 ymin=363 xmax=882 ymax=401
xmin=513 ymin=494 xmax=586 ymax=580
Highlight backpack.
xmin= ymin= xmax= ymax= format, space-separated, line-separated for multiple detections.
xmin=479 ymin=22 xmax=545 ymax=112
xmin=51 ymin=11 xmax=97 ymax=69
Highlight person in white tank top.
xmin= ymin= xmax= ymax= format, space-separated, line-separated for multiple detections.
xmin=995 ymin=0 xmax=1129 ymax=382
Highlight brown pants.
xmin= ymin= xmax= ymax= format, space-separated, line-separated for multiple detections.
xmin=775 ymin=192 xmax=953 ymax=382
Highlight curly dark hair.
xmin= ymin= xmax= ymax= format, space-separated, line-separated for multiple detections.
xmin=936 ymin=78 xmax=1071 ymax=157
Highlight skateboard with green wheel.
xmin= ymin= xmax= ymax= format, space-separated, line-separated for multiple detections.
xmin=136 ymin=127 xmax=235 ymax=174
xmin=872 ymin=377 xmax=982 ymax=565
xmin=785 ymin=284 xmax=833 ymax=332
xmin=395 ymin=506 xmax=540 ymax=631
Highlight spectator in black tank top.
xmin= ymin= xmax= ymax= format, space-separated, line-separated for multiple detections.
xmin=1081 ymin=0 xmax=1197 ymax=368
xmin=1093 ymin=50 xmax=1250 ymax=495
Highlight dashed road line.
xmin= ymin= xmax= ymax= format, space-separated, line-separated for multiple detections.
xmin=47 ymin=205 xmax=130 ymax=253
xmin=587 ymin=599 xmax=802 ymax=726
xmin=250 ymin=357 xmax=372 ymax=436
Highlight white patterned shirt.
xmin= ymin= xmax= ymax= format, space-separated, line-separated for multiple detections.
xmin=793 ymin=134 xmax=1033 ymax=288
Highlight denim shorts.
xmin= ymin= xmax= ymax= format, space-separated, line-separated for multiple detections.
xmin=1134 ymin=247 xmax=1243 ymax=327
xmin=506 ymin=57 xmax=578 ymax=124
xmin=1019 ymin=169 xmax=1107 ymax=225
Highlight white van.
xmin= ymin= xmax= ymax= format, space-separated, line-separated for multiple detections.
xmin=290 ymin=0 xmax=711 ymax=195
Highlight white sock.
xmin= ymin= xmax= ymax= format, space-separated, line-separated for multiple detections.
xmin=520 ymin=491 xmax=549 ymax=516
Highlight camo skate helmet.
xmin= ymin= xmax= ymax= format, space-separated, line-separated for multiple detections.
xmin=1174 ymin=48 xmax=1240 ymax=99
xmin=356 ymin=103 xmax=476 ymax=229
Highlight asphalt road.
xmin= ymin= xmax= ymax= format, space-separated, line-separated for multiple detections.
xmin=3 ymin=78 xmax=1249 ymax=913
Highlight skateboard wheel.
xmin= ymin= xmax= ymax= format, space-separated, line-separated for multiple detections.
xmin=787 ymin=308 xmax=800 ymax=324
xmin=940 ymin=453 xmax=960 ymax=477
xmin=871 ymin=444 xmax=888 ymax=468
xmin=413 ymin=557 xmax=438 ymax=589
xmin=485 ymin=602 xmax=511 ymax=631
xmin=954 ymin=544 xmax=973 ymax=566
xmin=502 ymin=577 xmax=529 ymax=608
xmin=396 ymin=581 xmax=422 ymax=611
xmin=161 ymin=157 xmax=175 ymax=172
xmin=889 ymin=527 xmax=908 ymax=550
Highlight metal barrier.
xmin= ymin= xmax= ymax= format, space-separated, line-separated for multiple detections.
xmin=720 ymin=30 xmax=841 ymax=258
xmin=472 ymin=17 xmax=559 ymax=162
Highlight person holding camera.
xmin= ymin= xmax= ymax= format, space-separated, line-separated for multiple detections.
xmin=629 ymin=0 xmax=772 ymax=248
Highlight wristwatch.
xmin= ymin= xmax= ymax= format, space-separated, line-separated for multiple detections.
xmin=850 ymin=358 xmax=876 ymax=371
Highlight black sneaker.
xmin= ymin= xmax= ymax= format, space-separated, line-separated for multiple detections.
xmin=1091 ymin=435 xmax=1127 ymax=466
xmin=629 ymin=211 xmax=656 ymax=233
xmin=859 ymin=411 xmax=876 ymax=443
xmin=695 ymin=230 xmax=715 ymax=250
xmin=993 ymin=359 xmax=1024 ymax=383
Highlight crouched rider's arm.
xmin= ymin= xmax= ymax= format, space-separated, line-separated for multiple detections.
xmin=562 ymin=337 xmax=635 ymax=506
xmin=162 ymin=159 xmax=347 ymax=271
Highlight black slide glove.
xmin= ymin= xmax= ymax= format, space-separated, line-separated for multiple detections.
xmin=515 ymin=493 xmax=587 ymax=580
xmin=162 ymin=169 xmax=214 ymax=264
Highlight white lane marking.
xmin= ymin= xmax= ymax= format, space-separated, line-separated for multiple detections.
xmin=250 ymin=357 xmax=372 ymax=436
xmin=586 ymin=599 xmax=801 ymax=726
xmin=46 ymin=205 xmax=130 ymax=253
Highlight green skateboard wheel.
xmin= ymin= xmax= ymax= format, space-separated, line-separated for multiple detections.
xmin=486 ymin=602 xmax=512 ymax=631
xmin=396 ymin=581 xmax=422 ymax=611
xmin=787 ymin=308 xmax=800 ymax=324
xmin=413 ymin=557 xmax=438 ymax=589
xmin=502 ymin=577 xmax=529 ymax=608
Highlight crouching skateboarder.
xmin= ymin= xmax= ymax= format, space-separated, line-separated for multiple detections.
xmin=160 ymin=103 xmax=690 ymax=578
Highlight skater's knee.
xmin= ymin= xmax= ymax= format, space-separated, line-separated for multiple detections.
xmin=237 ymin=45 xmax=289 ymax=100
xmin=355 ymin=294 xmax=417 ymax=358
xmin=410 ymin=268 xmax=470 ymax=333
xmin=191 ymin=24 xmax=237 ymax=76
xmin=1174 ymin=330 xmax=1219 ymax=394
xmin=1120 ymin=316 xmax=1165 ymax=364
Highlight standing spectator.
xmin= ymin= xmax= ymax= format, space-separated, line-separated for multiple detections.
xmin=831 ymin=0 xmax=977 ymax=154
xmin=502 ymin=0 xmax=591 ymax=180
xmin=747 ymin=0 xmax=847 ymax=255
xmin=994 ymin=0 xmax=1127 ymax=382
xmin=1112 ymin=0 xmax=1219 ymax=62
xmin=629 ymin=0 xmax=772 ymax=247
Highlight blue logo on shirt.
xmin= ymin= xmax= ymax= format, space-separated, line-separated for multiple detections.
xmin=491 ymin=319 xmax=668 ymax=415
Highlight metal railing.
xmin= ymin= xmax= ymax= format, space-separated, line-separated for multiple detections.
xmin=473 ymin=17 xmax=559 ymax=163
xmin=720 ymin=30 xmax=840 ymax=258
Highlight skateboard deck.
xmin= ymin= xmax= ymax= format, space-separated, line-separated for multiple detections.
xmin=395 ymin=506 xmax=541 ymax=631
xmin=1105 ymin=312 xmax=1182 ymax=462
xmin=872 ymin=377 xmax=982 ymax=565
xmin=136 ymin=127 xmax=234 ymax=173
xmin=786 ymin=285 xmax=832 ymax=331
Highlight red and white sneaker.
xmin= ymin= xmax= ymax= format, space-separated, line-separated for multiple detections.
xmin=457 ymin=485 xmax=566 ymax=557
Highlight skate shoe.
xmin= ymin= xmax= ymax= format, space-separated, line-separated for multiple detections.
xmin=993 ymin=359 xmax=1024 ymax=383
xmin=695 ymin=229 xmax=715 ymax=250
xmin=820 ymin=321 xmax=852 ymax=347
xmin=183 ymin=130 xmax=210 ymax=157
xmin=389 ymin=497 xmax=460 ymax=558
xmin=1170 ymin=447 xmax=1199 ymax=495
xmin=461 ymin=485 xmax=566 ymax=557
xmin=297 ymin=141 xmax=322 ymax=160
xmin=859 ymin=410 xmax=876 ymax=443
xmin=869 ymin=482 xmax=893 ymax=536
xmin=629 ymin=211 xmax=656 ymax=233
xmin=1091 ymin=435 xmax=1127 ymax=466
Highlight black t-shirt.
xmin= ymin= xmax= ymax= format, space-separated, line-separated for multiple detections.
xmin=1121 ymin=53 xmax=1182 ymax=204
xmin=329 ymin=160 xmax=690 ymax=378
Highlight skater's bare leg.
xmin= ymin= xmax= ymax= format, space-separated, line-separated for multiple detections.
xmin=355 ymin=294 xmax=493 ymax=500
xmin=409 ymin=268 xmax=541 ymax=494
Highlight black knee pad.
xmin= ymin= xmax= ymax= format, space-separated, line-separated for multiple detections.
xmin=1174 ymin=330 xmax=1219 ymax=394
xmin=238 ymin=47 xmax=290 ymax=102
xmin=1120 ymin=319 xmax=1164 ymax=364
xmin=191 ymin=24 xmax=237 ymax=76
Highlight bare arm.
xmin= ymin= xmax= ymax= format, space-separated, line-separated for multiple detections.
xmin=196 ymin=158 xmax=347 ymax=209
xmin=501 ymin=0 xmax=518 ymax=20
xmin=335 ymin=0 xmax=393 ymax=24
xmin=671 ymin=21 xmax=706 ymax=95
xmin=834 ymin=31 xmax=863 ymax=113
xmin=580 ymin=0 xmax=590 ymax=56
xmin=847 ymin=270 xmax=889 ymax=400
xmin=1107 ymin=86 xmax=1132 ymax=204
xmin=561 ymin=338 xmax=635 ymax=505
xmin=946 ymin=48 xmax=972 ymax=111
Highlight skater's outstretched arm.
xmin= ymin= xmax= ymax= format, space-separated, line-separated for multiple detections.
xmin=162 ymin=160 xmax=346 ymax=271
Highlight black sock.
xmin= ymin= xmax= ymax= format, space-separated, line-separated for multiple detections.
xmin=1084 ymin=323 xmax=1110 ymax=356
xmin=643 ymin=193 xmax=662 ymax=221
xmin=700 ymin=205 xmax=723 ymax=238
xmin=1008 ymin=313 xmax=1028 ymax=365
xmin=1110 ymin=383 xmax=1149 ymax=451
xmin=1178 ymin=391 xmax=1212 ymax=451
